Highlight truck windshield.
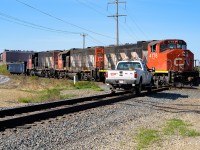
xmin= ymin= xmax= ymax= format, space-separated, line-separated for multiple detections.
xmin=117 ymin=62 xmax=142 ymax=70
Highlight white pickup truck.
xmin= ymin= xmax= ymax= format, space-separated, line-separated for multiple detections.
xmin=105 ymin=59 xmax=153 ymax=94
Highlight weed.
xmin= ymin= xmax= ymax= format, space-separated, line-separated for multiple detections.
xmin=74 ymin=81 xmax=103 ymax=91
xmin=18 ymin=88 xmax=78 ymax=103
xmin=29 ymin=76 xmax=39 ymax=80
xmin=163 ymin=118 xmax=200 ymax=137
xmin=134 ymin=119 xmax=200 ymax=149
xmin=135 ymin=128 xmax=160 ymax=150
xmin=4 ymin=76 xmax=104 ymax=103
xmin=0 ymin=64 xmax=9 ymax=75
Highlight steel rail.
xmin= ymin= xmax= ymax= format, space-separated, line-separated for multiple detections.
xmin=0 ymin=88 xmax=169 ymax=131
xmin=0 ymin=92 xmax=127 ymax=118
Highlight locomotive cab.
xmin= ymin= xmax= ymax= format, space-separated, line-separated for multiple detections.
xmin=147 ymin=39 xmax=197 ymax=87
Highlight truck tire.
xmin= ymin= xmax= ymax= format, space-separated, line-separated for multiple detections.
xmin=136 ymin=80 xmax=142 ymax=95
xmin=147 ymin=79 xmax=153 ymax=93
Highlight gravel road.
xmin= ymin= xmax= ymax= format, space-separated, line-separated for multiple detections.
xmin=1 ymin=87 xmax=200 ymax=150
xmin=0 ymin=75 xmax=10 ymax=84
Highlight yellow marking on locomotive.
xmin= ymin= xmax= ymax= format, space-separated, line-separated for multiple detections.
xmin=99 ymin=70 xmax=107 ymax=72
xmin=154 ymin=70 xmax=169 ymax=73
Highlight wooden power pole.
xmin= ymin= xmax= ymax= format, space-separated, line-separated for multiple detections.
xmin=80 ymin=33 xmax=88 ymax=49
xmin=107 ymin=0 xmax=126 ymax=47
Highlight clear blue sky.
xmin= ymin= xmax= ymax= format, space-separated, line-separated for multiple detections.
xmin=0 ymin=0 xmax=199 ymax=63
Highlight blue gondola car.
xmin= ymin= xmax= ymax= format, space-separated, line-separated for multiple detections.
xmin=7 ymin=62 xmax=26 ymax=74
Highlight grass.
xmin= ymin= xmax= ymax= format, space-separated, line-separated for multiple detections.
xmin=14 ymin=76 xmax=103 ymax=103
xmin=0 ymin=64 xmax=9 ymax=75
xmin=134 ymin=118 xmax=200 ymax=150
xmin=18 ymin=88 xmax=77 ymax=103
xmin=74 ymin=81 xmax=103 ymax=91
xmin=135 ymin=128 xmax=160 ymax=150
xmin=163 ymin=118 xmax=200 ymax=137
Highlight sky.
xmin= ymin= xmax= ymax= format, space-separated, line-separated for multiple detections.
xmin=0 ymin=0 xmax=199 ymax=63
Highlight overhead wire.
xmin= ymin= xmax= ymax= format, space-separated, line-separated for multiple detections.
xmin=83 ymin=0 xmax=142 ymax=42
xmin=75 ymin=0 xmax=107 ymax=16
xmin=87 ymin=35 xmax=106 ymax=46
xmin=120 ymin=5 xmax=149 ymax=39
xmin=76 ymin=0 xmax=127 ymax=44
xmin=15 ymin=0 xmax=115 ymax=40
xmin=78 ymin=0 xmax=142 ymax=44
xmin=0 ymin=12 xmax=81 ymax=34
xmin=0 ymin=16 xmax=50 ymax=32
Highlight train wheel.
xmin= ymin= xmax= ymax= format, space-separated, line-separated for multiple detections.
xmin=155 ymin=80 xmax=159 ymax=89
xmin=30 ymin=70 xmax=35 ymax=76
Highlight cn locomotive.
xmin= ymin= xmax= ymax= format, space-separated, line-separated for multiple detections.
xmin=5 ymin=39 xmax=199 ymax=86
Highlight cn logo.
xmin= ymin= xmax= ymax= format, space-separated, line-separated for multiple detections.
xmin=174 ymin=58 xmax=184 ymax=69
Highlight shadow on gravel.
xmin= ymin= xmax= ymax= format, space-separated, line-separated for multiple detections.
xmin=118 ymin=99 xmax=200 ymax=115
xmin=148 ymin=92 xmax=188 ymax=101
xmin=150 ymin=104 xmax=200 ymax=114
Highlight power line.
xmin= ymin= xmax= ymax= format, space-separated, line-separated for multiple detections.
xmin=78 ymin=0 xmax=144 ymax=43
xmin=0 ymin=11 xmax=108 ymax=47
xmin=16 ymin=0 xmax=115 ymax=39
xmin=87 ymin=35 xmax=106 ymax=46
xmin=123 ymin=7 xmax=149 ymax=39
xmin=0 ymin=12 xmax=81 ymax=34
xmin=76 ymin=0 xmax=137 ymax=44
xmin=76 ymin=0 xmax=107 ymax=16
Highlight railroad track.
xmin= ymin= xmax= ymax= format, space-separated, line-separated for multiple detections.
xmin=0 ymin=87 xmax=169 ymax=131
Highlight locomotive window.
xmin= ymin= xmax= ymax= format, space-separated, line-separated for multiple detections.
xmin=169 ymin=44 xmax=176 ymax=49
xmin=177 ymin=44 xmax=181 ymax=49
xmin=160 ymin=44 xmax=167 ymax=52
xmin=182 ymin=45 xmax=187 ymax=50
xmin=150 ymin=44 xmax=156 ymax=52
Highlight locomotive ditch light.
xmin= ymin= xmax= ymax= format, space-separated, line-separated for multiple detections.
xmin=152 ymin=67 xmax=155 ymax=72
xmin=148 ymin=67 xmax=155 ymax=72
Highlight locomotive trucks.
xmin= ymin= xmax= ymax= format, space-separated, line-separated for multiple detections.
xmin=105 ymin=59 xmax=153 ymax=94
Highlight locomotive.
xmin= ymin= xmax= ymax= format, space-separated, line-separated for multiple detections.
xmin=146 ymin=39 xmax=199 ymax=87
xmin=5 ymin=39 xmax=199 ymax=86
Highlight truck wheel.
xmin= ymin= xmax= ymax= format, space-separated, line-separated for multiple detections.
xmin=147 ymin=83 xmax=152 ymax=93
xmin=130 ymin=88 xmax=135 ymax=95
xmin=147 ymin=79 xmax=153 ymax=93
xmin=136 ymin=81 xmax=142 ymax=95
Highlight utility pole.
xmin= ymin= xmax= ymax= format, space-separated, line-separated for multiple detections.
xmin=107 ymin=0 xmax=126 ymax=47
xmin=80 ymin=33 xmax=88 ymax=49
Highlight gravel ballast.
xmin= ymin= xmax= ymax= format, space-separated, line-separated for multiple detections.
xmin=1 ymin=88 xmax=200 ymax=150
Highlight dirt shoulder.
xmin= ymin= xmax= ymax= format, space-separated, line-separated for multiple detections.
xmin=0 ymin=89 xmax=36 ymax=107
